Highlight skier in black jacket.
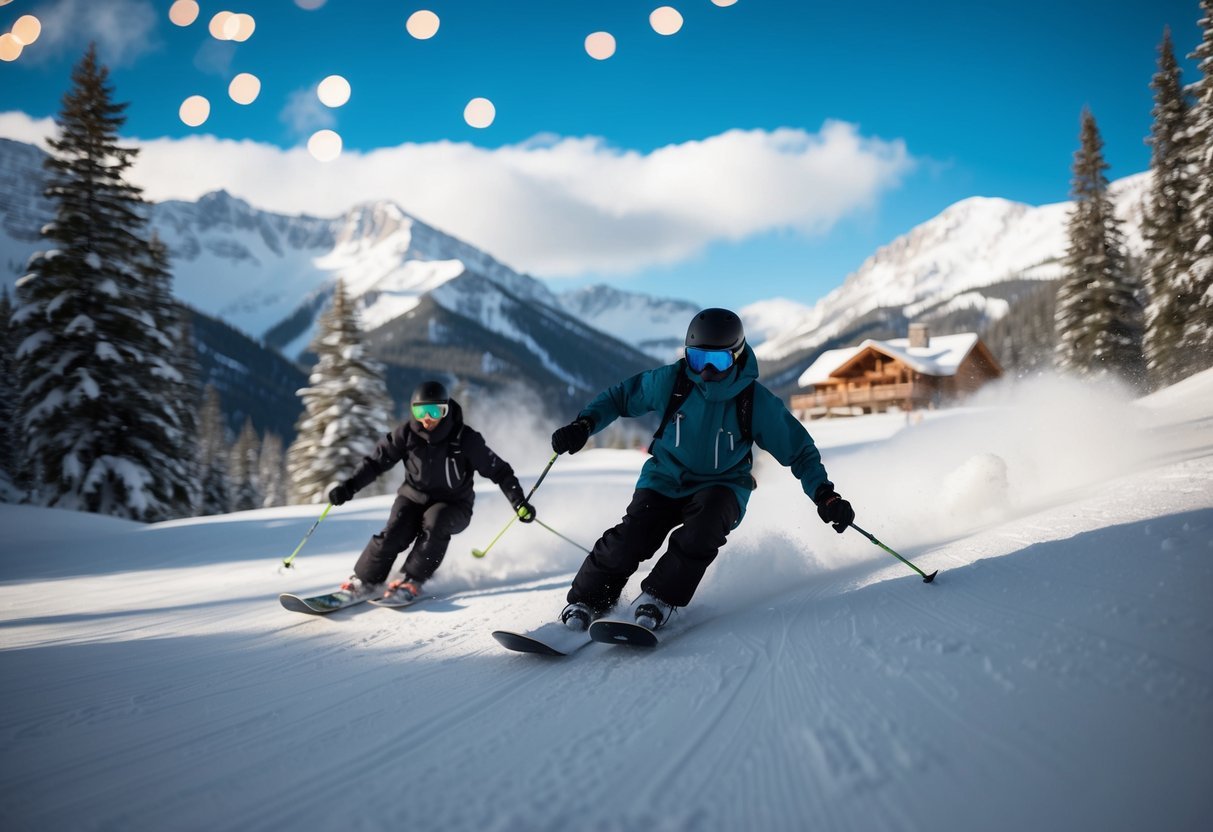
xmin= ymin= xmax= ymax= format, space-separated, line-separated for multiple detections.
xmin=326 ymin=380 xmax=536 ymax=605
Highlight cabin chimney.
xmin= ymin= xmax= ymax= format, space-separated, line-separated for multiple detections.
xmin=908 ymin=322 xmax=930 ymax=349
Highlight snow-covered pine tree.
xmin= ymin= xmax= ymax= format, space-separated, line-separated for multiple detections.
xmin=1179 ymin=0 xmax=1213 ymax=376
xmin=1054 ymin=109 xmax=1148 ymax=389
xmin=0 ymin=289 xmax=22 ymax=502
xmin=138 ymin=232 xmax=199 ymax=516
xmin=11 ymin=46 xmax=197 ymax=521
xmin=258 ymin=431 xmax=287 ymax=508
xmin=286 ymin=280 xmax=394 ymax=504
xmin=1143 ymin=28 xmax=1196 ymax=388
xmin=197 ymin=385 xmax=231 ymax=515
xmin=228 ymin=417 xmax=262 ymax=512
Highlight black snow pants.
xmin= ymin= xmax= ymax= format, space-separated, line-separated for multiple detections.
xmin=567 ymin=486 xmax=740 ymax=612
xmin=353 ymin=495 xmax=473 ymax=584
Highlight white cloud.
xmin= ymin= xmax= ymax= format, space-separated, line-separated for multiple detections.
xmin=27 ymin=0 xmax=159 ymax=66
xmin=0 ymin=112 xmax=57 ymax=150
xmin=0 ymin=111 xmax=913 ymax=277
xmin=279 ymin=87 xmax=336 ymax=137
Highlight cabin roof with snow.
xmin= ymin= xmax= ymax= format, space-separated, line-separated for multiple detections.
xmin=797 ymin=332 xmax=987 ymax=388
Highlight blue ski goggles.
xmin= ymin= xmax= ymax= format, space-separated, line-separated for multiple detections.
xmin=685 ymin=346 xmax=739 ymax=374
xmin=411 ymin=403 xmax=449 ymax=420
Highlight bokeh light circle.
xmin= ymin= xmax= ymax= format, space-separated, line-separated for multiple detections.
xmin=711 ymin=0 xmax=739 ymax=6
xmin=228 ymin=73 xmax=261 ymax=105
xmin=294 ymin=0 xmax=326 ymax=9
xmin=231 ymin=13 xmax=256 ymax=42
xmin=650 ymin=6 xmax=684 ymax=36
xmin=12 ymin=14 xmax=42 ymax=45
xmin=317 ymin=75 xmax=351 ymax=108
xmin=168 ymin=0 xmax=199 ymax=27
xmin=464 ymin=97 xmax=496 ymax=129
xmin=0 ymin=33 xmax=22 ymax=62
xmin=221 ymin=13 xmax=242 ymax=39
xmin=406 ymin=10 xmax=440 ymax=40
xmin=209 ymin=12 xmax=234 ymax=40
xmin=308 ymin=129 xmax=343 ymax=162
xmin=585 ymin=31 xmax=616 ymax=60
xmin=179 ymin=95 xmax=211 ymax=127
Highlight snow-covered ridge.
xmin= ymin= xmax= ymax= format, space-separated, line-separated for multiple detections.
xmin=148 ymin=188 xmax=560 ymax=349
xmin=756 ymin=173 xmax=1151 ymax=362
xmin=0 ymin=139 xmax=558 ymax=350
xmin=557 ymin=284 xmax=700 ymax=360
xmin=0 ymin=135 xmax=1154 ymax=375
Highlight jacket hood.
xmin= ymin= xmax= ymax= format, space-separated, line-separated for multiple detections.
xmin=688 ymin=343 xmax=760 ymax=402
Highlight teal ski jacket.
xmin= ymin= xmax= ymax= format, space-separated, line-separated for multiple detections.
xmin=577 ymin=345 xmax=833 ymax=524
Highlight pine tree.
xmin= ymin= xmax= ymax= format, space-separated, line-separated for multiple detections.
xmin=172 ymin=310 xmax=203 ymax=513
xmin=228 ymin=417 xmax=262 ymax=512
xmin=258 ymin=431 xmax=287 ymax=508
xmin=139 ymin=232 xmax=200 ymax=516
xmin=1054 ymin=109 xmax=1148 ymax=389
xmin=1179 ymin=0 xmax=1213 ymax=376
xmin=0 ymin=289 xmax=23 ymax=501
xmin=286 ymin=281 xmax=394 ymax=504
xmin=197 ymin=385 xmax=231 ymax=515
xmin=11 ymin=46 xmax=196 ymax=520
xmin=1143 ymin=28 xmax=1196 ymax=387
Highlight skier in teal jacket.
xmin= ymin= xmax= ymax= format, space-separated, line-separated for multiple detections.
xmin=551 ymin=308 xmax=855 ymax=631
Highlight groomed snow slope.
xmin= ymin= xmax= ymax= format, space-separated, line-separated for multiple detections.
xmin=1 ymin=371 xmax=1211 ymax=832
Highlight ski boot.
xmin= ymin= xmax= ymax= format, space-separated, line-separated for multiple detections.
xmin=338 ymin=575 xmax=383 ymax=602
xmin=560 ymin=601 xmax=594 ymax=632
xmin=634 ymin=591 xmax=674 ymax=630
xmin=381 ymin=576 xmax=425 ymax=606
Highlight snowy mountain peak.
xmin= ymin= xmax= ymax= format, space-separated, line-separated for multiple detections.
xmin=756 ymin=172 xmax=1151 ymax=363
xmin=333 ymin=200 xmax=413 ymax=248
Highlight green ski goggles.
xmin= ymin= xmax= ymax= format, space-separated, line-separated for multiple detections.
xmin=411 ymin=403 xmax=449 ymax=421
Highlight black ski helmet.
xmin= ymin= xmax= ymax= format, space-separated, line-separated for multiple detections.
xmin=410 ymin=380 xmax=449 ymax=406
xmin=685 ymin=308 xmax=745 ymax=352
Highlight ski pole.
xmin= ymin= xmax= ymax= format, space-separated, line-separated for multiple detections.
xmin=472 ymin=452 xmax=558 ymax=558
xmin=848 ymin=522 xmax=938 ymax=583
xmin=534 ymin=518 xmax=590 ymax=554
xmin=281 ymin=502 xmax=333 ymax=570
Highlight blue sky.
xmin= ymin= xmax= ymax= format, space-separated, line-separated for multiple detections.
xmin=0 ymin=0 xmax=1203 ymax=311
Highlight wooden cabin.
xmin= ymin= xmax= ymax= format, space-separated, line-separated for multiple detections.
xmin=789 ymin=324 xmax=1002 ymax=418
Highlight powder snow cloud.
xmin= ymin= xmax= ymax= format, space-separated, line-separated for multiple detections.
xmin=0 ymin=112 xmax=913 ymax=277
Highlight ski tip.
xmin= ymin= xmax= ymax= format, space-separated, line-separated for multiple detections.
xmin=923 ymin=570 xmax=938 ymax=584
xmin=491 ymin=630 xmax=565 ymax=656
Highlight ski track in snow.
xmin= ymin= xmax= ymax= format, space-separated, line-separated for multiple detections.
xmin=2 ymin=375 xmax=1212 ymax=831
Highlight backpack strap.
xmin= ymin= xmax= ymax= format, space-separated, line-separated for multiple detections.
xmin=650 ymin=361 xmax=695 ymax=451
xmin=651 ymin=366 xmax=759 ymax=451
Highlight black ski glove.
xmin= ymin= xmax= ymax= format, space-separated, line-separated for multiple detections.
xmin=813 ymin=485 xmax=854 ymax=534
xmin=328 ymin=483 xmax=353 ymax=506
xmin=514 ymin=500 xmax=536 ymax=523
xmin=551 ymin=418 xmax=592 ymax=455
xmin=504 ymin=480 xmax=536 ymax=523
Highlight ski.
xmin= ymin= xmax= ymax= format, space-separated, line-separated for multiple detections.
xmin=368 ymin=593 xmax=438 ymax=609
xmin=492 ymin=620 xmax=594 ymax=656
xmin=588 ymin=617 xmax=660 ymax=648
xmin=279 ymin=591 xmax=373 ymax=615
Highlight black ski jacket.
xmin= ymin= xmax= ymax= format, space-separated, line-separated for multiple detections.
xmin=342 ymin=400 xmax=526 ymax=508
